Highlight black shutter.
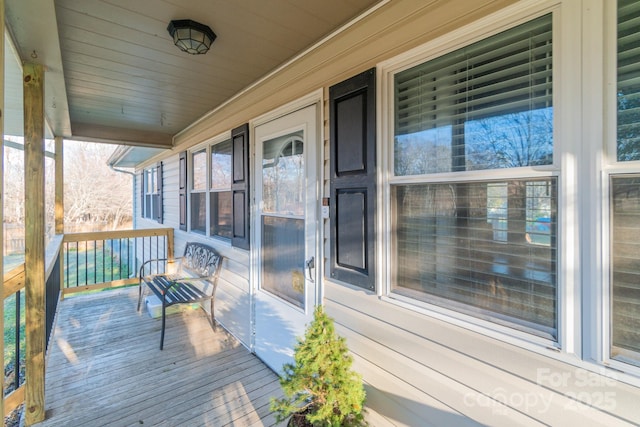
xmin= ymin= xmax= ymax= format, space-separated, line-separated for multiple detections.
xmin=179 ymin=151 xmax=187 ymax=231
xmin=231 ymin=123 xmax=250 ymax=250
xmin=156 ymin=161 xmax=164 ymax=224
xmin=329 ymin=68 xmax=376 ymax=290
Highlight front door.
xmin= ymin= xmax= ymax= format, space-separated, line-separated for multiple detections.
xmin=253 ymin=104 xmax=319 ymax=372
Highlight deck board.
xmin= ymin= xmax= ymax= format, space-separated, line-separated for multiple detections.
xmin=36 ymin=288 xmax=285 ymax=427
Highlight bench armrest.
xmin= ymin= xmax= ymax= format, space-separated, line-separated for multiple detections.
xmin=138 ymin=258 xmax=169 ymax=279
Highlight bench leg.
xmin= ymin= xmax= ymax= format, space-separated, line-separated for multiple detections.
xmin=210 ymin=299 xmax=217 ymax=332
xmin=160 ymin=303 xmax=166 ymax=350
xmin=137 ymin=280 xmax=144 ymax=312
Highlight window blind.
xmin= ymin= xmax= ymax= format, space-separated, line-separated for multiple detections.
xmin=392 ymin=178 xmax=557 ymax=338
xmin=394 ymin=14 xmax=553 ymax=175
xmin=611 ymin=176 xmax=640 ymax=364
xmin=618 ymin=0 xmax=640 ymax=161
xmin=395 ymin=14 xmax=552 ymax=134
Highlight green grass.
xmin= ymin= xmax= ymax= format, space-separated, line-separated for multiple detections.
xmin=3 ymin=292 xmax=25 ymax=391
xmin=3 ymin=256 xmax=26 ymax=393
xmin=64 ymin=242 xmax=134 ymax=288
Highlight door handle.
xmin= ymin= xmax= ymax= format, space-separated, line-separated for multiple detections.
xmin=305 ymin=256 xmax=315 ymax=283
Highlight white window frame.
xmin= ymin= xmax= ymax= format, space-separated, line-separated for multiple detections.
xmin=600 ymin=0 xmax=640 ymax=376
xmin=189 ymin=148 xmax=207 ymax=234
xmin=209 ymin=137 xmax=233 ymax=240
xmin=142 ymin=166 xmax=159 ymax=221
xmin=187 ymin=133 xmax=233 ymax=242
xmin=378 ymin=0 xmax=584 ymax=354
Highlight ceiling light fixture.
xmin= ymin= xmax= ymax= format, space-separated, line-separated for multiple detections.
xmin=167 ymin=19 xmax=217 ymax=55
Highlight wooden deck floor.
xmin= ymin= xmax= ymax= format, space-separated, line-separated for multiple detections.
xmin=36 ymin=288 xmax=284 ymax=427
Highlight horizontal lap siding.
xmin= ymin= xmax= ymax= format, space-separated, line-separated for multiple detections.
xmin=324 ymin=282 xmax=640 ymax=426
xmin=161 ymin=153 xmax=180 ymax=229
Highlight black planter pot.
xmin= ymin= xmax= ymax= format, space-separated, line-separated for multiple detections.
xmin=287 ymin=408 xmax=313 ymax=427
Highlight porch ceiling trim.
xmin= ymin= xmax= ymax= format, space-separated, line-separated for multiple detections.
xmin=107 ymin=144 xmax=168 ymax=169
xmin=68 ymin=122 xmax=173 ymax=148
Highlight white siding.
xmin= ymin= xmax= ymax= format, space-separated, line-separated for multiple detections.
xmin=324 ymin=282 xmax=640 ymax=426
xmin=161 ymin=153 xmax=180 ymax=229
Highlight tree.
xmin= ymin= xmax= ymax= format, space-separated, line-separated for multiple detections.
xmin=64 ymin=141 xmax=132 ymax=230
xmin=465 ymin=108 xmax=554 ymax=169
xmin=271 ymin=306 xmax=366 ymax=427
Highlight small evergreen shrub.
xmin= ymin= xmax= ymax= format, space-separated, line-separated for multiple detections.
xmin=271 ymin=306 xmax=366 ymax=426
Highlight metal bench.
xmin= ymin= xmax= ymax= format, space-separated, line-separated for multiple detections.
xmin=137 ymin=242 xmax=223 ymax=350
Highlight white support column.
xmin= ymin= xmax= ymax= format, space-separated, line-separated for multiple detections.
xmin=55 ymin=136 xmax=64 ymax=234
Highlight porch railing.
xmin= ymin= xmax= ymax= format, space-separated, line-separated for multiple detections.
xmin=61 ymin=228 xmax=174 ymax=296
xmin=3 ymin=263 xmax=26 ymax=418
xmin=2 ymin=227 xmax=174 ymax=419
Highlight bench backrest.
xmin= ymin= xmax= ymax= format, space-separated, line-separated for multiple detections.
xmin=181 ymin=242 xmax=223 ymax=286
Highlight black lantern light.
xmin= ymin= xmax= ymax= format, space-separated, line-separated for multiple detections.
xmin=167 ymin=19 xmax=216 ymax=55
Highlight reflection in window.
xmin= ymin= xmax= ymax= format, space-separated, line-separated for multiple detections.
xmin=261 ymin=216 xmax=305 ymax=308
xmin=526 ymin=181 xmax=553 ymax=246
xmin=394 ymin=14 xmax=553 ymax=176
xmin=390 ymin=14 xmax=557 ymax=339
xmin=192 ymin=150 xmax=207 ymax=191
xmin=262 ymin=131 xmax=304 ymax=216
xmin=211 ymin=140 xmax=232 ymax=191
xmin=392 ymin=178 xmax=557 ymax=338
xmin=190 ymin=193 xmax=206 ymax=234
xmin=210 ymin=140 xmax=232 ymax=238
xmin=191 ymin=149 xmax=206 ymax=233
xmin=611 ymin=175 xmax=640 ymax=365
xmin=487 ymin=183 xmax=508 ymax=242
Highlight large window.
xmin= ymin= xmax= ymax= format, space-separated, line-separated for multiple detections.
xmin=143 ymin=166 xmax=161 ymax=221
xmin=393 ymin=179 xmax=557 ymax=337
xmin=389 ymin=14 xmax=557 ymax=338
xmin=610 ymin=0 xmax=640 ymax=367
xmin=188 ymin=138 xmax=234 ymax=239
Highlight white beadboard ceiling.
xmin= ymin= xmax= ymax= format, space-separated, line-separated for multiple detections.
xmin=5 ymin=0 xmax=381 ymax=147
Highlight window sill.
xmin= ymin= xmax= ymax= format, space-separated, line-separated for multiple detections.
xmin=382 ymin=292 xmax=557 ymax=351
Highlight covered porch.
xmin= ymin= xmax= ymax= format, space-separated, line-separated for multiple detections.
xmin=1 ymin=0 xmax=384 ymax=424
xmin=39 ymin=288 xmax=282 ymax=427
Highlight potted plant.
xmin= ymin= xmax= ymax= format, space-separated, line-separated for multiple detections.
xmin=270 ymin=306 xmax=367 ymax=426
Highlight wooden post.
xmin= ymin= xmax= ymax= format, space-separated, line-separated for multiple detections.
xmin=23 ymin=62 xmax=46 ymax=426
xmin=55 ymin=136 xmax=64 ymax=234
xmin=0 ymin=0 xmax=6 ymax=419
xmin=167 ymin=228 xmax=174 ymax=262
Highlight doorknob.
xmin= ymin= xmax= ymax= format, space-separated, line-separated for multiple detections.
xmin=305 ymin=256 xmax=315 ymax=283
